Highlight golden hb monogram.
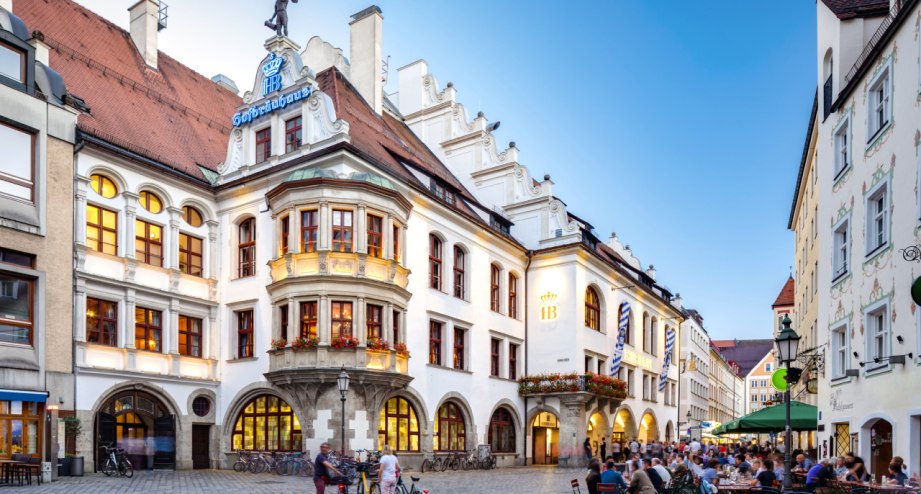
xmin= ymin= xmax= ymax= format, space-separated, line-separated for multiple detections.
xmin=540 ymin=291 xmax=558 ymax=321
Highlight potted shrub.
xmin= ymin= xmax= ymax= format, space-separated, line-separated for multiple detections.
xmin=62 ymin=417 xmax=84 ymax=476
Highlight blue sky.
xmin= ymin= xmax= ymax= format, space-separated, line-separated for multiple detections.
xmin=75 ymin=0 xmax=817 ymax=340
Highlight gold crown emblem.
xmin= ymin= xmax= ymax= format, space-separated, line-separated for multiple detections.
xmin=540 ymin=292 xmax=558 ymax=305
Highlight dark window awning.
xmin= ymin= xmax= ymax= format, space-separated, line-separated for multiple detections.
xmin=0 ymin=390 xmax=48 ymax=403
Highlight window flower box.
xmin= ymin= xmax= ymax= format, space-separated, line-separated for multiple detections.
xmin=291 ymin=337 xmax=319 ymax=351
xmin=331 ymin=335 xmax=359 ymax=349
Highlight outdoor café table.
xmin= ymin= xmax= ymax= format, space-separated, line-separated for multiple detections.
xmin=840 ymin=481 xmax=921 ymax=494
xmin=718 ymin=483 xmax=754 ymax=493
xmin=0 ymin=460 xmax=23 ymax=484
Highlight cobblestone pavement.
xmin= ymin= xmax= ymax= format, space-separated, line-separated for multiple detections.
xmin=1 ymin=467 xmax=585 ymax=493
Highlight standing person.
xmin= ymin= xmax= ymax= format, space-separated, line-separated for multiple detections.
xmin=612 ymin=439 xmax=622 ymax=462
xmin=631 ymin=438 xmax=640 ymax=456
xmin=586 ymin=458 xmax=602 ymax=494
xmin=144 ymin=435 xmax=155 ymax=471
xmin=314 ymin=442 xmax=343 ymax=494
xmin=377 ymin=445 xmax=400 ymax=494
xmin=585 ymin=437 xmax=593 ymax=461
xmin=601 ymin=437 xmax=607 ymax=463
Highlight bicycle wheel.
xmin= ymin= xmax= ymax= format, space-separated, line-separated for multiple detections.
xmin=370 ymin=482 xmax=381 ymax=494
xmin=439 ymin=457 xmax=449 ymax=472
xmin=449 ymin=456 xmax=459 ymax=471
xmin=420 ymin=459 xmax=431 ymax=473
xmin=395 ymin=482 xmax=409 ymax=494
xmin=299 ymin=460 xmax=313 ymax=477
xmin=102 ymin=458 xmax=117 ymax=477
xmin=233 ymin=461 xmax=246 ymax=473
xmin=119 ymin=459 xmax=134 ymax=478
xmin=431 ymin=457 xmax=442 ymax=472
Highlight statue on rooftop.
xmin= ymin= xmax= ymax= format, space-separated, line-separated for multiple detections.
xmin=265 ymin=0 xmax=298 ymax=38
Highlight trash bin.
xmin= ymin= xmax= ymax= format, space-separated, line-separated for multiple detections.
xmin=70 ymin=456 xmax=84 ymax=477
xmin=41 ymin=462 xmax=52 ymax=483
xmin=58 ymin=457 xmax=72 ymax=477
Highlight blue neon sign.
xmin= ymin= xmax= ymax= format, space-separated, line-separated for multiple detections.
xmin=232 ymin=86 xmax=312 ymax=127
xmin=261 ymin=53 xmax=284 ymax=96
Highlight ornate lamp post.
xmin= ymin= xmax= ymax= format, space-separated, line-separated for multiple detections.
xmin=774 ymin=315 xmax=801 ymax=490
xmin=337 ymin=367 xmax=350 ymax=454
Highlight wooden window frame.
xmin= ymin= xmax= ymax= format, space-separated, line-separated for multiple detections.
xmin=392 ymin=225 xmax=400 ymax=262
xmin=86 ymin=297 xmax=118 ymax=347
xmin=508 ymin=343 xmax=518 ymax=380
xmin=453 ymin=327 xmax=465 ymax=370
xmin=238 ymin=218 xmax=256 ymax=278
xmin=280 ymin=215 xmax=290 ymax=255
xmin=429 ymin=320 xmax=442 ymax=365
xmin=585 ymin=287 xmax=601 ymax=330
xmin=508 ymin=273 xmax=518 ymax=319
xmin=488 ymin=408 xmax=516 ymax=453
xmin=138 ymin=191 xmax=162 ymax=214
xmin=392 ymin=310 xmax=400 ymax=344
xmin=134 ymin=307 xmax=163 ymax=353
xmin=255 ymin=127 xmax=271 ymax=163
xmin=366 ymin=303 xmax=383 ymax=341
xmin=331 ymin=210 xmax=353 ymax=253
xmin=300 ymin=301 xmax=317 ymax=339
xmin=179 ymin=232 xmax=203 ymax=277
xmin=434 ymin=403 xmax=466 ymax=452
xmin=284 ymin=116 xmax=302 ymax=153
xmin=453 ymin=246 xmax=465 ymax=299
xmin=279 ymin=304 xmax=289 ymax=341
xmin=301 ymin=210 xmax=318 ymax=253
xmin=181 ymin=205 xmax=202 ymax=227
xmin=0 ymin=121 xmax=35 ymax=203
xmin=330 ymin=301 xmax=353 ymax=339
xmin=490 ymin=265 xmax=501 ymax=312
xmin=135 ymin=219 xmax=163 ymax=267
xmin=367 ymin=214 xmax=383 ymax=258
xmin=178 ymin=315 xmax=202 ymax=358
xmin=490 ymin=338 xmax=500 ymax=377
xmin=0 ymin=40 xmax=27 ymax=83
xmin=237 ymin=310 xmax=254 ymax=359
xmin=429 ymin=235 xmax=442 ymax=290
xmin=378 ymin=397 xmax=420 ymax=452
xmin=89 ymin=174 xmax=119 ymax=199
xmin=230 ymin=395 xmax=302 ymax=452
xmin=86 ymin=204 xmax=118 ymax=255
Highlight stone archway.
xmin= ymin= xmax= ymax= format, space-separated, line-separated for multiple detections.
xmin=665 ymin=420 xmax=674 ymax=443
xmin=863 ymin=417 xmax=894 ymax=478
xmin=93 ymin=384 xmax=181 ymax=472
xmin=587 ymin=409 xmax=610 ymax=459
xmin=638 ymin=410 xmax=659 ymax=443
xmin=613 ymin=406 xmax=637 ymax=444
xmin=531 ymin=410 xmax=561 ymax=465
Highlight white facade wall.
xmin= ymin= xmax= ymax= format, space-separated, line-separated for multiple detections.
xmin=679 ymin=314 xmax=710 ymax=436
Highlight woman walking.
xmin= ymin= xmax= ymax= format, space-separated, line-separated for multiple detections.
xmin=378 ymin=445 xmax=400 ymax=494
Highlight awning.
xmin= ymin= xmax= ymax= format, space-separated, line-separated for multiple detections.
xmin=712 ymin=401 xmax=817 ymax=434
xmin=0 ymin=390 xmax=48 ymax=403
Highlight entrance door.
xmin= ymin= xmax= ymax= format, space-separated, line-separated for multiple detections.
xmin=531 ymin=426 xmax=559 ymax=465
xmin=96 ymin=413 xmax=116 ymax=473
xmin=153 ymin=415 xmax=176 ymax=470
xmin=870 ymin=420 xmax=892 ymax=479
xmin=192 ymin=425 xmax=210 ymax=469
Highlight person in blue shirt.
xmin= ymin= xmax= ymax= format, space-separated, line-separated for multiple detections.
xmin=601 ymin=460 xmax=628 ymax=490
xmin=805 ymin=459 xmax=834 ymax=492
xmin=702 ymin=459 xmax=719 ymax=484
xmin=717 ymin=452 xmax=730 ymax=466
xmin=887 ymin=463 xmax=909 ymax=486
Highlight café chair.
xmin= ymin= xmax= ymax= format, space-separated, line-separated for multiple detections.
xmin=571 ymin=479 xmax=582 ymax=494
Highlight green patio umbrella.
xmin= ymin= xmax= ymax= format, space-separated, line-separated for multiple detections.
xmin=713 ymin=401 xmax=817 ymax=434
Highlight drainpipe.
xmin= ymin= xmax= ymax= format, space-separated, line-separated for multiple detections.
xmin=522 ymin=251 xmax=532 ymax=465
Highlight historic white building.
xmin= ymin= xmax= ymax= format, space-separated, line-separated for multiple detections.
xmin=19 ymin=0 xmax=682 ymax=470
xmin=679 ymin=310 xmax=710 ymax=437
xmin=807 ymin=0 xmax=921 ymax=477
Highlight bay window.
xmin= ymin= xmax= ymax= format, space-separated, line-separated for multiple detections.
xmin=332 ymin=210 xmax=353 ymax=253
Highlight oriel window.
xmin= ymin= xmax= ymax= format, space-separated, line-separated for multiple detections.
xmin=331 ymin=302 xmax=353 ymax=339
xmin=301 ymin=210 xmax=318 ymax=253
xmin=300 ymin=301 xmax=318 ymax=339
xmin=332 ymin=210 xmax=353 ymax=253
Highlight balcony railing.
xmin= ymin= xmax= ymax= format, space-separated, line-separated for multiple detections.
xmin=267 ymin=345 xmax=409 ymax=375
xmin=269 ymin=251 xmax=409 ymax=288
xmin=518 ymin=372 xmax=627 ymax=400
xmin=843 ymin=2 xmax=904 ymax=85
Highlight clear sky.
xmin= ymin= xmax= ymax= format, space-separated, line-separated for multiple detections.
xmin=74 ymin=0 xmax=817 ymax=340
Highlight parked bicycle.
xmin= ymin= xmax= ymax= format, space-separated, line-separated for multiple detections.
xmin=101 ymin=443 xmax=134 ymax=478
xmin=395 ymin=474 xmax=425 ymax=494
xmin=420 ymin=453 xmax=442 ymax=473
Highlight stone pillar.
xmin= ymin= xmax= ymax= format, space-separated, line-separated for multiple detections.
xmin=74 ymin=281 xmax=87 ymax=342
xmin=558 ymin=394 xmax=591 ymax=468
xmin=384 ymin=214 xmax=394 ymax=260
xmin=123 ymin=192 xmax=139 ymax=259
xmin=167 ymin=207 xmax=182 ymax=270
xmin=167 ymin=299 xmax=180 ymax=355
xmin=207 ymin=307 xmax=218 ymax=360
xmin=319 ymin=202 xmax=329 ymax=250
xmin=319 ymin=295 xmax=330 ymax=345
xmin=75 ymin=176 xmax=90 ymax=246
xmin=384 ymin=302 xmax=394 ymax=345
xmin=287 ymin=297 xmax=297 ymax=340
xmin=289 ymin=207 xmax=300 ymax=253
xmin=356 ymin=204 xmax=367 ymax=253
xmin=206 ymin=221 xmax=219 ymax=280
xmin=355 ymin=297 xmax=365 ymax=344
xmin=123 ymin=288 xmax=136 ymax=349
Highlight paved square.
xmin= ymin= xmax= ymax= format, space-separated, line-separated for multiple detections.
xmin=2 ymin=467 xmax=585 ymax=493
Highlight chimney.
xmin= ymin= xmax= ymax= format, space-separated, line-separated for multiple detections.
xmin=211 ymin=74 xmax=239 ymax=94
xmin=646 ymin=265 xmax=656 ymax=281
xmin=129 ymin=0 xmax=160 ymax=69
xmin=349 ymin=6 xmax=383 ymax=115
xmin=29 ymin=32 xmax=49 ymax=66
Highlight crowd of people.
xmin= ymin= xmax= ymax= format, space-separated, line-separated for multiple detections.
xmin=582 ymin=438 xmax=920 ymax=494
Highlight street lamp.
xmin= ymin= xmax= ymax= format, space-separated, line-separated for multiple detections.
xmin=774 ymin=315 xmax=801 ymax=490
xmin=337 ymin=366 xmax=350 ymax=454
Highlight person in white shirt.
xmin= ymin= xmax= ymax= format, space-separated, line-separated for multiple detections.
xmin=690 ymin=440 xmax=702 ymax=454
xmin=652 ymin=458 xmax=672 ymax=486
xmin=631 ymin=440 xmax=640 ymax=455
xmin=377 ymin=445 xmax=400 ymax=494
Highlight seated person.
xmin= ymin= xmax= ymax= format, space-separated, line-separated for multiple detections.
xmin=805 ymin=459 xmax=834 ymax=492
xmin=643 ymin=458 xmax=664 ymax=491
xmin=602 ymin=460 xmax=629 ymax=490
xmin=886 ymin=463 xmax=908 ymax=486
xmin=752 ymin=459 xmax=777 ymax=488
xmin=702 ymin=459 xmax=719 ymax=484
xmin=735 ymin=454 xmax=753 ymax=476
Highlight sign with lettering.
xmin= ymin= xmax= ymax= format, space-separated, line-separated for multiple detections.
xmin=539 ymin=292 xmax=558 ymax=321
xmin=622 ymin=349 xmax=653 ymax=370
xmin=232 ymin=86 xmax=312 ymax=127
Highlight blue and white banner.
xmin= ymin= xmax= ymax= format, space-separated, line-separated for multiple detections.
xmin=659 ymin=327 xmax=676 ymax=392
xmin=610 ymin=302 xmax=631 ymax=377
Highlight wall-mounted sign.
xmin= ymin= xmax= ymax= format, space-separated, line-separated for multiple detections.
xmin=232 ymin=86 xmax=312 ymax=127
xmin=622 ymin=349 xmax=653 ymax=370
xmin=539 ymin=292 xmax=558 ymax=321
xmin=261 ymin=53 xmax=284 ymax=96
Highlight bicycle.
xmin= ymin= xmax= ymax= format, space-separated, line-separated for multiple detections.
xmin=232 ymin=451 xmax=252 ymax=473
xmin=420 ymin=454 xmax=440 ymax=473
xmin=101 ymin=444 xmax=134 ymax=478
xmin=395 ymin=474 xmax=425 ymax=494
xmin=353 ymin=461 xmax=381 ymax=494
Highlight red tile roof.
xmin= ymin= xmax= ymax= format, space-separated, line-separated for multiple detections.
xmin=772 ymin=276 xmax=795 ymax=308
xmin=820 ymin=0 xmax=890 ymax=19
xmin=17 ymin=0 xmax=242 ymax=182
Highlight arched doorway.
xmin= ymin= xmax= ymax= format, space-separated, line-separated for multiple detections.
xmin=587 ymin=411 xmax=609 ymax=459
xmin=665 ymin=421 xmax=674 ymax=443
xmin=613 ymin=408 xmax=636 ymax=444
xmin=868 ymin=419 xmax=893 ymax=478
xmin=95 ymin=389 xmax=175 ymax=471
xmin=532 ymin=411 xmax=559 ymax=465
xmin=638 ymin=412 xmax=658 ymax=443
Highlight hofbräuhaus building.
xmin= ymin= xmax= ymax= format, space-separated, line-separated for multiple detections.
xmin=15 ymin=0 xmax=682 ymax=470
